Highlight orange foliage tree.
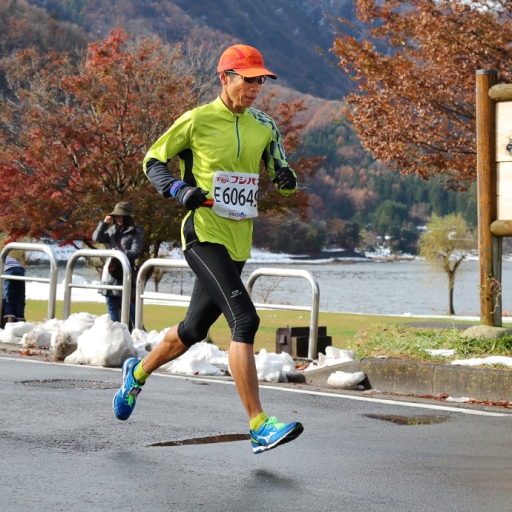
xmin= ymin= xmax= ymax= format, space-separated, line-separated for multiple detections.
xmin=256 ymin=93 xmax=321 ymax=218
xmin=0 ymin=29 xmax=315 ymax=257
xmin=330 ymin=0 xmax=512 ymax=188
xmin=0 ymin=29 xmax=197 ymax=258
xmin=252 ymin=93 xmax=324 ymax=252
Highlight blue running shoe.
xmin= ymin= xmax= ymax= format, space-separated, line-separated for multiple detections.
xmin=250 ymin=416 xmax=304 ymax=454
xmin=113 ymin=357 xmax=144 ymax=421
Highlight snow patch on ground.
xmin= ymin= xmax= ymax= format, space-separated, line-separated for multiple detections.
xmin=255 ymin=349 xmax=295 ymax=382
xmin=425 ymin=349 xmax=456 ymax=357
xmin=65 ymin=315 xmax=136 ymax=367
xmin=305 ymin=346 xmax=355 ymax=371
xmin=451 ymin=356 xmax=512 ymax=367
xmin=160 ymin=342 xmax=227 ymax=377
xmin=327 ymin=370 xmax=366 ymax=389
xmin=445 ymin=396 xmax=470 ymax=403
xmin=0 ymin=315 xmax=302 ymax=382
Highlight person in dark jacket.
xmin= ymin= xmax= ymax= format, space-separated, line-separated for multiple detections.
xmin=2 ymin=256 xmax=26 ymax=326
xmin=92 ymin=202 xmax=143 ymax=328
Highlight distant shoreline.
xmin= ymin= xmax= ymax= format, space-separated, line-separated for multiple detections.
xmin=21 ymin=241 xmax=512 ymax=264
xmin=286 ymin=249 xmax=418 ymax=263
xmin=289 ymin=249 xmax=367 ymax=261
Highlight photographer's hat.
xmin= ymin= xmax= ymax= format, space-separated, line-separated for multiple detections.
xmin=109 ymin=202 xmax=132 ymax=216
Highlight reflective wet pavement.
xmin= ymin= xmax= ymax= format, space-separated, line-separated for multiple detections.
xmin=2 ymin=357 xmax=512 ymax=512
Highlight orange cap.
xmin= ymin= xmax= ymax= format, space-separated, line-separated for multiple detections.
xmin=217 ymin=45 xmax=277 ymax=79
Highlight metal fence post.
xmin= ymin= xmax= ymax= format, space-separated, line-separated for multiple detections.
xmin=62 ymin=249 xmax=132 ymax=325
xmin=245 ymin=268 xmax=320 ymax=360
xmin=0 ymin=242 xmax=58 ymax=321
xmin=133 ymin=261 xmax=321 ymax=360
xmin=135 ymin=259 xmax=191 ymax=330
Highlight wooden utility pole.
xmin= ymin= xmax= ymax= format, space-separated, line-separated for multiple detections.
xmin=476 ymin=69 xmax=499 ymax=326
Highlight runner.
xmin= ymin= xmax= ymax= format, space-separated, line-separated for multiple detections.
xmin=113 ymin=44 xmax=303 ymax=454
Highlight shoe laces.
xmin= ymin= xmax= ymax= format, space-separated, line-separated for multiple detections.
xmin=125 ymin=385 xmax=141 ymax=406
xmin=265 ymin=416 xmax=286 ymax=430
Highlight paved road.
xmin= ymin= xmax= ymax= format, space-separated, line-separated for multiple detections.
xmin=2 ymin=357 xmax=512 ymax=512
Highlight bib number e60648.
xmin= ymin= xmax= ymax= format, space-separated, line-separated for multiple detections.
xmin=211 ymin=171 xmax=259 ymax=221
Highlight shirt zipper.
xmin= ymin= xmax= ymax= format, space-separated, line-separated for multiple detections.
xmin=235 ymin=117 xmax=240 ymax=158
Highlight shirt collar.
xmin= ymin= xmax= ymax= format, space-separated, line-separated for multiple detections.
xmin=214 ymin=96 xmax=248 ymax=119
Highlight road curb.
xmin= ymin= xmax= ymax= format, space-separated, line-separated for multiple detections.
xmin=296 ymin=358 xmax=512 ymax=402
xmin=3 ymin=342 xmax=512 ymax=403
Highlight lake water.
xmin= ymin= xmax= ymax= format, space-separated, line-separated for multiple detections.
xmin=241 ymin=259 xmax=501 ymax=317
xmin=23 ymin=257 xmax=512 ymax=317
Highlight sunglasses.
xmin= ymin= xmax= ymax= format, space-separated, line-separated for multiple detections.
xmin=225 ymin=71 xmax=267 ymax=85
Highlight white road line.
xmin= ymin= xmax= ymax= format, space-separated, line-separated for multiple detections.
xmin=259 ymin=385 xmax=511 ymax=417
xmin=2 ymin=356 xmax=510 ymax=417
xmin=161 ymin=375 xmax=511 ymax=417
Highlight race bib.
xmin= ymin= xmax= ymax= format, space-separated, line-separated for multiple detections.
xmin=211 ymin=171 xmax=259 ymax=221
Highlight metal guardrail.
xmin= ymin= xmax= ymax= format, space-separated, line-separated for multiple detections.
xmin=246 ymin=268 xmax=320 ymax=360
xmin=0 ymin=242 xmax=58 ymax=321
xmin=1 ymin=245 xmax=322 ymax=351
xmin=62 ymin=249 xmax=132 ymax=325
xmin=135 ymin=259 xmax=191 ymax=330
xmin=134 ymin=261 xmax=320 ymax=359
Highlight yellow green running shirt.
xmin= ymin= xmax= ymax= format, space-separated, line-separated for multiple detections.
xmin=143 ymin=96 xmax=297 ymax=261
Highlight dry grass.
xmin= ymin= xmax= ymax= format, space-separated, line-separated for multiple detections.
xmin=342 ymin=323 xmax=512 ymax=365
xmin=23 ymin=299 xmax=484 ymax=356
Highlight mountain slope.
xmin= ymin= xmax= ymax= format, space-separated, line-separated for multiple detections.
xmin=171 ymin=0 xmax=353 ymax=98
xmin=26 ymin=0 xmax=354 ymax=99
xmin=0 ymin=0 xmax=88 ymax=56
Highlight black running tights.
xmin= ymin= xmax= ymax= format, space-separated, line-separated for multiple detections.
xmin=177 ymin=243 xmax=260 ymax=346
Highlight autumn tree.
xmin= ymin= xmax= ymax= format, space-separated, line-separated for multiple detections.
xmin=0 ymin=30 xmax=204 ymax=260
xmin=251 ymin=93 xmax=324 ymax=254
xmin=0 ymin=29 xmax=316 ymax=259
xmin=256 ymin=93 xmax=321 ymax=219
xmin=324 ymin=218 xmax=360 ymax=251
xmin=330 ymin=0 xmax=512 ymax=188
xmin=418 ymin=213 xmax=475 ymax=315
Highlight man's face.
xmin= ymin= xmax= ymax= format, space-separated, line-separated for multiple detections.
xmin=221 ymin=71 xmax=263 ymax=113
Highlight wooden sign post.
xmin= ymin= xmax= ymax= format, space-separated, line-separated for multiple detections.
xmin=476 ymin=69 xmax=499 ymax=326
xmin=476 ymin=70 xmax=512 ymax=326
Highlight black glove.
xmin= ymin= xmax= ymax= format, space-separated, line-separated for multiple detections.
xmin=273 ymin=167 xmax=297 ymax=190
xmin=175 ymin=185 xmax=209 ymax=210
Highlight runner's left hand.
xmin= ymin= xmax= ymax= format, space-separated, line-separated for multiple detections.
xmin=273 ymin=167 xmax=297 ymax=190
